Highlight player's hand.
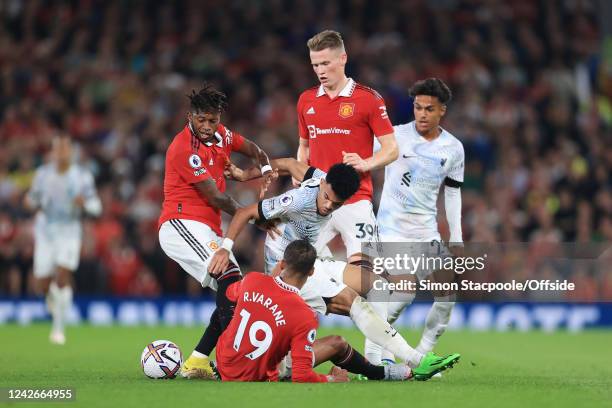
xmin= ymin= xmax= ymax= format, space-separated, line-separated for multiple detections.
xmin=291 ymin=177 xmax=301 ymax=187
xmin=342 ymin=151 xmax=370 ymax=172
xmin=255 ymin=218 xmax=282 ymax=239
xmin=73 ymin=195 xmax=85 ymax=208
xmin=259 ymin=169 xmax=279 ymax=199
xmin=327 ymin=366 xmax=350 ymax=382
xmin=209 ymin=248 xmax=230 ymax=277
xmin=224 ymin=162 xmax=246 ymax=181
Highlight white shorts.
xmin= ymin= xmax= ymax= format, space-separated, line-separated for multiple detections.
xmin=315 ymin=200 xmax=378 ymax=258
xmin=379 ymin=232 xmax=451 ymax=280
xmin=299 ymin=258 xmax=347 ymax=314
xmin=33 ymin=232 xmax=81 ymax=278
xmin=158 ymin=219 xmax=240 ymax=290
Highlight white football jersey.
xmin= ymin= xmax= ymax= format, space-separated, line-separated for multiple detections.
xmin=28 ymin=162 xmax=101 ymax=238
xmin=259 ymin=168 xmax=329 ymax=272
xmin=376 ymin=121 xmax=464 ymax=239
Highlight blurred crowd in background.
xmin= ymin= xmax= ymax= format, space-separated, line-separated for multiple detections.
xmin=0 ymin=0 xmax=610 ymax=299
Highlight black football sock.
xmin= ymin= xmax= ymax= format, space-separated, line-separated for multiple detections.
xmin=331 ymin=344 xmax=385 ymax=380
xmin=195 ymin=309 xmax=221 ymax=356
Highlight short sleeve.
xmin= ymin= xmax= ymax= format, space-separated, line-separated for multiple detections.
xmin=258 ymin=188 xmax=305 ymax=221
xmin=367 ymin=93 xmax=394 ymax=137
xmin=171 ymin=146 xmax=213 ymax=185
xmin=446 ymin=142 xmax=465 ymax=183
xmin=231 ymin=131 xmax=244 ymax=151
xmin=302 ymin=167 xmax=326 ymax=182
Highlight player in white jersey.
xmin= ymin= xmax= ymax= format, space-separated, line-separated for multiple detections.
xmin=25 ymin=136 xmax=102 ymax=344
xmin=210 ymin=158 xmax=461 ymax=374
xmin=366 ymin=78 xmax=465 ymax=365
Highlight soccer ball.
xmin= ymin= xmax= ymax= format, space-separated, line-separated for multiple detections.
xmin=141 ymin=340 xmax=182 ymax=379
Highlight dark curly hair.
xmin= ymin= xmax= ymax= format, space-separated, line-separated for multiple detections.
xmin=409 ymin=78 xmax=452 ymax=105
xmin=326 ymin=163 xmax=360 ymax=201
xmin=188 ymin=83 xmax=228 ymax=114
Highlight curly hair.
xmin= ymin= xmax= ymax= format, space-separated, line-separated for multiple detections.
xmin=326 ymin=163 xmax=360 ymax=201
xmin=409 ymin=78 xmax=452 ymax=105
xmin=187 ymin=83 xmax=228 ymax=114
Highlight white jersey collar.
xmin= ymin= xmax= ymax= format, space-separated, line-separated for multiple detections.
xmin=274 ymin=276 xmax=300 ymax=294
xmin=316 ymin=78 xmax=355 ymax=98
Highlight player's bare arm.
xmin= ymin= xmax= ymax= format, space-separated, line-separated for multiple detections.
xmin=296 ymin=138 xmax=310 ymax=164
xmin=342 ymin=132 xmax=398 ymax=173
xmin=234 ymin=138 xmax=274 ymax=198
xmin=294 ymin=138 xmax=310 ymax=186
xmin=195 ymin=178 xmax=241 ymax=216
xmin=226 ymin=158 xmax=310 ymax=183
xmin=208 ymin=203 xmax=280 ymax=276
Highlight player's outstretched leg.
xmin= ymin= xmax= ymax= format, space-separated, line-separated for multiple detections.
xmin=328 ymin=289 xmax=424 ymax=368
xmin=314 ymin=336 xmax=412 ymax=381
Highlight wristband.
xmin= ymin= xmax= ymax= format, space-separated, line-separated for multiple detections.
xmin=261 ymin=164 xmax=272 ymax=174
xmin=221 ymin=238 xmax=234 ymax=251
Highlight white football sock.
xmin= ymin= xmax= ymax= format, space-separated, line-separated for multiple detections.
xmin=364 ymin=277 xmax=390 ymax=365
xmin=52 ymin=284 xmax=72 ymax=334
xmin=191 ymin=350 xmax=208 ymax=359
xmin=46 ymin=282 xmax=59 ymax=316
xmin=377 ymin=291 xmax=416 ymax=363
xmin=416 ymin=296 xmax=455 ymax=354
xmin=349 ymin=297 xmax=423 ymax=368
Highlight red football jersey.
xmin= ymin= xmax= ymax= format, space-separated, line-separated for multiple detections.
xmin=216 ymin=273 xmax=327 ymax=383
xmin=158 ymin=123 xmax=244 ymax=235
xmin=297 ymin=78 xmax=394 ymax=204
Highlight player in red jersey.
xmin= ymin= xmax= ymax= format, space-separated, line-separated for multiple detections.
xmin=216 ymin=240 xmax=415 ymax=382
xmin=157 ymin=84 xmax=274 ymax=379
xmin=296 ymin=30 xmax=399 ymax=266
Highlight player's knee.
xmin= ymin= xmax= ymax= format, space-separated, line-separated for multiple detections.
xmin=35 ymin=278 xmax=51 ymax=295
xmin=329 ymin=335 xmax=350 ymax=358
xmin=55 ymin=268 xmax=71 ymax=288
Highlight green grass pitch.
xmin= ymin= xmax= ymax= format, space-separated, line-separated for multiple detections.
xmin=2 ymin=325 xmax=610 ymax=408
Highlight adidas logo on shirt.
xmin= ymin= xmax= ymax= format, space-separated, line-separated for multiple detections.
xmin=306 ymin=107 xmax=315 ymax=115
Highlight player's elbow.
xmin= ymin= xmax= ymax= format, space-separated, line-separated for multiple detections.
xmin=386 ymin=138 xmax=399 ymax=162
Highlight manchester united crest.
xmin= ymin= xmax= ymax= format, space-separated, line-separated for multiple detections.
xmin=338 ymin=103 xmax=355 ymax=118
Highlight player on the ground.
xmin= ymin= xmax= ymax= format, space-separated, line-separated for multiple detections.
xmin=367 ymin=78 xmax=465 ymax=365
xmin=25 ymin=135 xmax=102 ymax=345
xmin=157 ymin=84 xmax=274 ymax=379
xmin=296 ymin=29 xmax=398 ymax=266
xmin=216 ymin=240 xmax=438 ymax=382
xmin=211 ymin=158 xmax=460 ymax=375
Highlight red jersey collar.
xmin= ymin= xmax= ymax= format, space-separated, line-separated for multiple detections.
xmin=274 ymin=276 xmax=300 ymax=294
xmin=316 ymin=78 xmax=355 ymax=98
